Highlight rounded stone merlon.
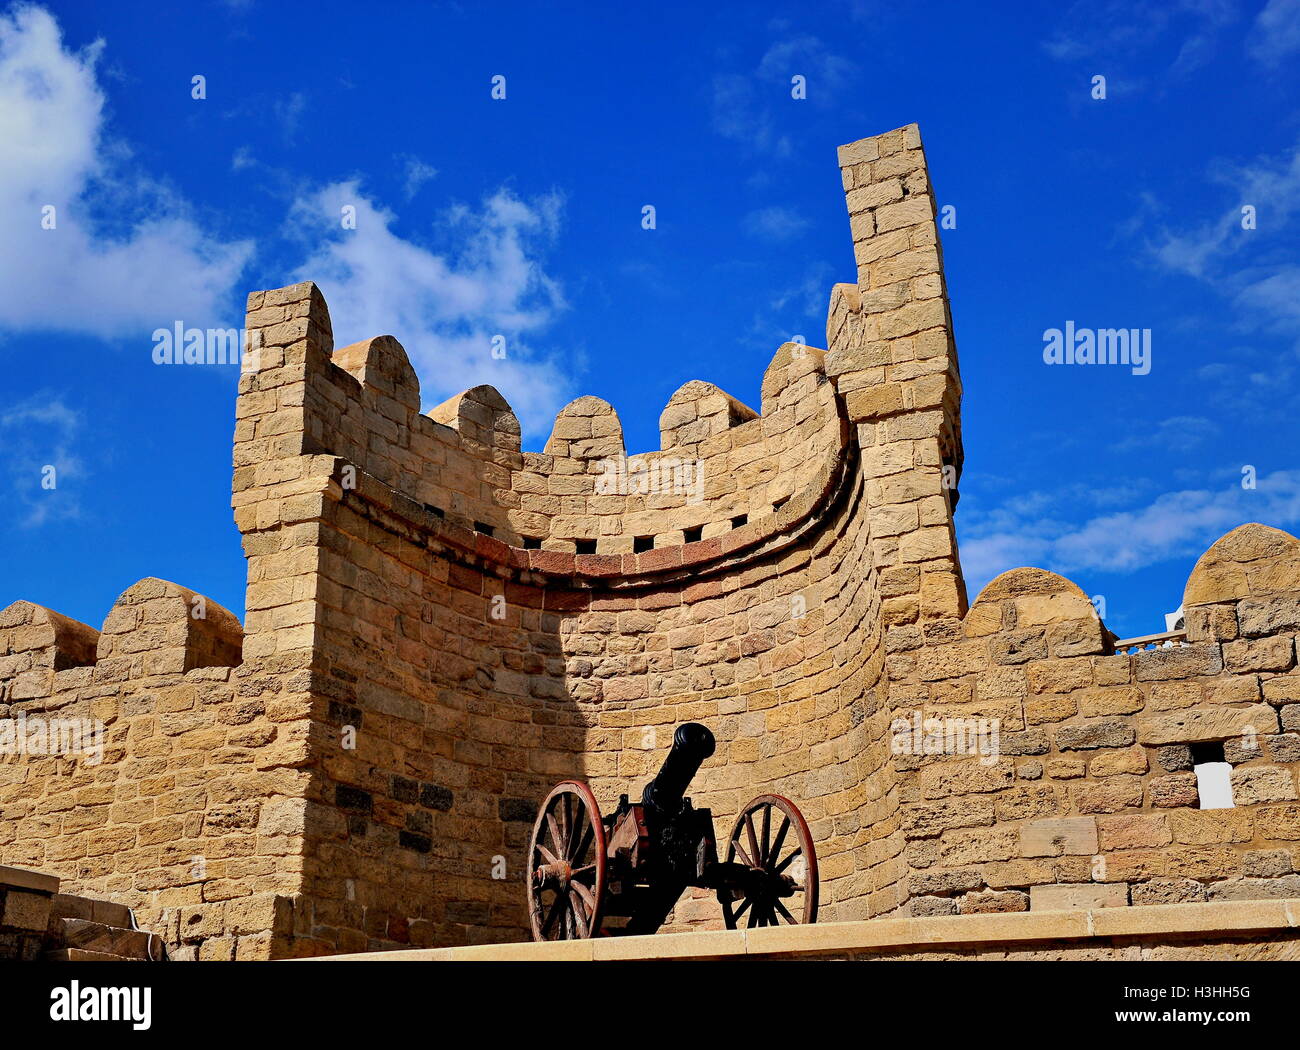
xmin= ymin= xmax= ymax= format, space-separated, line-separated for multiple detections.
xmin=659 ymin=381 xmax=757 ymax=451
xmin=543 ymin=395 xmax=624 ymax=460
xmin=428 ymin=384 xmax=521 ymax=453
xmin=332 ymin=335 xmax=421 ymax=411
xmin=760 ymin=341 xmax=827 ymax=415
xmin=0 ymin=600 xmax=99 ymax=670
xmin=97 ymin=578 xmax=243 ymax=673
xmin=1183 ymin=523 xmax=1300 ymax=608
xmin=964 ymin=567 xmax=1100 ymax=637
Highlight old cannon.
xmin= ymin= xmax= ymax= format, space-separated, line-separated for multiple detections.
xmin=525 ymin=722 xmax=818 ymax=940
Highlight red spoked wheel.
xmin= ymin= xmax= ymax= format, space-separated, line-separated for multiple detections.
xmin=719 ymin=794 xmax=818 ymax=929
xmin=526 ymin=780 xmax=608 ymax=941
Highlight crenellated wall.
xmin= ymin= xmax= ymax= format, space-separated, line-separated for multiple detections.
xmin=893 ymin=524 xmax=1300 ymax=916
xmin=3 ymin=124 xmax=1296 ymax=959
xmin=0 ymin=581 xmax=305 ymax=959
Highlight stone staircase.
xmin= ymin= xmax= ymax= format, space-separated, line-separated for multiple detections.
xmin=43 ymin=893 xmax=167 ymax=962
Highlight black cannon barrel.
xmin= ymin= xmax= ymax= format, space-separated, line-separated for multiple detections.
xmin=641 ymin=722 xmax=715 ymax=813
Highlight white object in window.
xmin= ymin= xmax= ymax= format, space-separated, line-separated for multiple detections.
xmin=1194 ymin=761 xmax=1234 ymax=809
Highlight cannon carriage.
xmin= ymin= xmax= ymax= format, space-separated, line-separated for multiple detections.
xmin=526 ymin=722 xmax=819 ymax=940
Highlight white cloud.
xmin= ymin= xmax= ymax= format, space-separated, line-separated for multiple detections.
xmin=288 ymin=181 xmax=573 ymax=437
xmin=1249 ymin=0 xmax=1300 ymax=65
xmin=959 ymin=470 xmax=1300 ymax=598
xmin=0 ymin=5 xmax=251 ymax=339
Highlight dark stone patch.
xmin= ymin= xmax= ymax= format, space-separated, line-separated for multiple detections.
xmin=420 ymin=783 xmax=454 ymax=811
xmin=499 ymin=798 xmax=536 ymax=823
xmin=336 ymin=785 xmax=373 ymax=813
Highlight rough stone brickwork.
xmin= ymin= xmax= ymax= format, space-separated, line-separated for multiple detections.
xmin=2 ymin=124 xmax=1298 ymax=959
xmin=895 ymin=530 xmax=1300 ymax=919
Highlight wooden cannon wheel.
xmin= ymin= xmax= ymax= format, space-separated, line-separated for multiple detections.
xmin=526 ymin=780 xmax=607 ymax=941
xmin=719 ymin=794 xmax=818 ymax=928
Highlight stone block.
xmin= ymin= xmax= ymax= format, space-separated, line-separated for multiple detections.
xmin=1029 ymin=884 xmax=1129 ymax=911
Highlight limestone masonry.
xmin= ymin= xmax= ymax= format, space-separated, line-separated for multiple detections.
xmin=5 ymin=124 xmax=1300 ymax=960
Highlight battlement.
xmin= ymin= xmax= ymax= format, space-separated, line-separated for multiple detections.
xmin=236 ymin=299 xmax=848 ymax=564
xmin=233 ymin=123 xmax=961 ymax=576
xmin=0 ymin=579 xmax=242 ymax=697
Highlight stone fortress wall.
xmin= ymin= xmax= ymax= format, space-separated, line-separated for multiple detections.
xmin=3 ymin=124 xmax=1299 ymax=959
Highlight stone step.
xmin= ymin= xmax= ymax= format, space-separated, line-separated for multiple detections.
xmin=51 ymin=892 xmax=134 ymax=929
xmin=57 ymin=918 xmax=160 ymax=959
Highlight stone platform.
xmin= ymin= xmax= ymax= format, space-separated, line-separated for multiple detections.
xmin=312 ymin=899 xmax=1300 ymax=961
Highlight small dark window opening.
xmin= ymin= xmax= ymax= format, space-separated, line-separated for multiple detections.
xmin=473 ymin=521 xmax=494 ymax=537
xmin=773 ymin=496 xmax=790 ymax=512
xmin=731 ymin=514 xmax=748 ymax=529
xmin=430 ymin=506 xmax=445 ymax=519
xmin=575 ymin=539 xmax=597 ymax=555
xmin=1191 ymin=741 xmax=1234 ymax=810
xmin=1190 ymin=742 xmax=1224 ymax=764
xmin=522 ymin=536 xmax=542 ymax=550
xmin=683 ymin=526 xmax=703 ymax=544
xmin=634 ymin=535 xmax=654 ymax=553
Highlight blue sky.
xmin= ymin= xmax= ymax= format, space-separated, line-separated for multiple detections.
xmin=2 ymin=0 xmax=1298 ymax=638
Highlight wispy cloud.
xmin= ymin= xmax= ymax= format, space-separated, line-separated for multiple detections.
xmin=0 ymin=6 xmax=252 ymax=339
xmin=1044 ymin=0 xmax=1240 ymax=77
xmin=1248 ymin=0 xmax=1300 ymax=65
xmin=273 ymin=91 xmax=307 ymax=143
xmin=745 ymin=261 xmax=833 ymax=347
xmin=1109 ymin=415 xmax=1219 ymax=453
xmin=959 ymin=469 xmax=1300 ymax=599
xmin=0 ymin=395 xmax=83 ymax=528
xmin=711 ymin=34 xmax=853 ymax=158
xmin=1148 ymin=140 xmax=1300 ymax=282
xmin=287 ymin=181 xmax=573 ymax=437
xmin=743 ymin=205 xmax=809 ymax=242
xmin=1141 ymin=136 xmax=1300 ymax=393
xmin=398 ymin=155 xmax=438 ymax=200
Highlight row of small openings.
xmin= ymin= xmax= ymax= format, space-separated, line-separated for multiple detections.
xmin=517 ymin=499 xmax=790 ymax=554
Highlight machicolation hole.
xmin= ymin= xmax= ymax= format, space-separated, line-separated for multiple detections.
xmin=633 ymin=536 xmax=654 ymax=554
xmin=473 ymin=521 xmax=494 ymax=537
xmin=522 ymin=536 xmax=542 ymax=550
xmin=731 ymin=514 xmax=748 ymax=529
xmin=683 ymin=526 xmax=703 ymax=544
xmin=574 ymin=539 xmax=597 ymax=555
